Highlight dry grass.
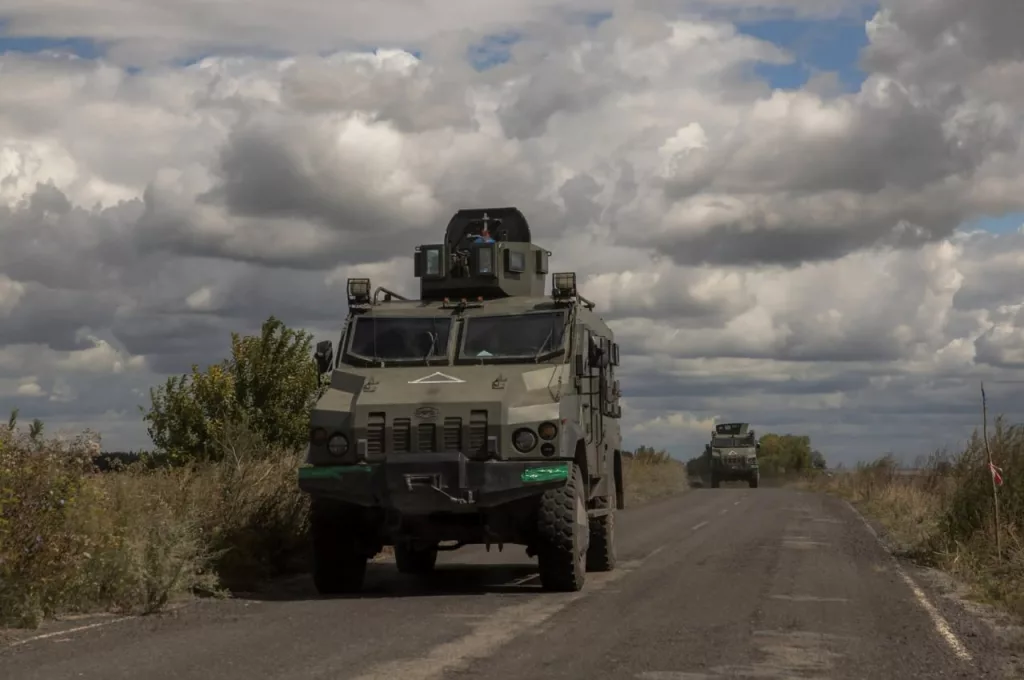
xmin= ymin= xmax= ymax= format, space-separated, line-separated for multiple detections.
xmin=0 ymin=426 xmax=310 ymax=629
xmin=804 ymin=420 xmax=1024 ymax=619
xmin=622 ymin=448 xmax=691 ymax=507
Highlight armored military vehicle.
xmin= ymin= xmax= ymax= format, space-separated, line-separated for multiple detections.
xmin=298 ymin=207 xmax=624 ymax=594
xmin=703 ymin=422 xmax=760 ymax=488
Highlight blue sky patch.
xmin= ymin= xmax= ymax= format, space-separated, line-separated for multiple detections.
xmin=736 ymin=5 xmax=876 ymax=92
xmin=0 ymin=21 xmax=104 ymax=60
xmin=961 ymin=212 xmax=1024 ymax=234
xmin=467 ymin=31 xmax=522 ymax=71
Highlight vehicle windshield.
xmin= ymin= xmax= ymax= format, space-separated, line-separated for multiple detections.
xmin=712 ymin=437 xmax=755 ymax=449
xmin=347 ymin=316 xmax=452 ymax=363
xmin=460 ymin=311 xmax=566 ymax=361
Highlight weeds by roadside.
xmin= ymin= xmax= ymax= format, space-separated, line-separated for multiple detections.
xmin=622 ymin=448 xmax=691 ymax=506
xmin=805 ymin=418 xmax=1024 ymax=619
xmin=0 ymin=422 xmax=309 ymax=629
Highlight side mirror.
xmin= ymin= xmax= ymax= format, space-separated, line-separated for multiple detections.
xmin=314 ymin=340 xmax=334 ymax=375
xmin=755 ymin=442 xmax=762 ymax=452
xmin=611 ymin=343 xmax=620 ymax=366
xmin=574 ymin=353 xmax=585 ymax=376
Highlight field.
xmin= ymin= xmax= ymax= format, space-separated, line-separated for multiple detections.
xmin=0 ymin=428 xmax=691 ymax=629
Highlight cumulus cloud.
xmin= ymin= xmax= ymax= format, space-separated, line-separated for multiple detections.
xmin=0 ymin=1 xmax=1023 ymax=462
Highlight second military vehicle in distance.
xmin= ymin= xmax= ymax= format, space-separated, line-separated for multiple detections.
xmin=298 ymin=207 xmax=625 ymax=594
xmin=703 ymin=422 xmax=760 ymax=488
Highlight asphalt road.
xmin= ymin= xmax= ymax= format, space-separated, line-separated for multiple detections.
xmin=3 ymin=487 xmax=1021 ymax=679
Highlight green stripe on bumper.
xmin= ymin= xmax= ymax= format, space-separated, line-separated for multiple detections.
xmin=298 ymin=464 xmax=374 ymax=479
xmin=520 ymin=463 xmax=570 ymax=483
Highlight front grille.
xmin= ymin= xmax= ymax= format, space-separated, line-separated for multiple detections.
xmin=393 ymin=418 xmax=411 ymax=452
xmin=468 ymin=410 xmax=488 ymax=455
xmin=367 ymin=412 xmax=385 ymax=455
xmin=417 ymin=423 xmax=436 ymax=452
xmin=363 ymin=412 xmax=485 ymax=455
xmin=443 ymin=417 xmax=462 ymax=452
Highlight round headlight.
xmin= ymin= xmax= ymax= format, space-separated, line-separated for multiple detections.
xmin=327 ymin=434 xmax=349 ymax=457
xmin=513 ymin=428 xmax=537 ymax=453
xmin=538 ymin=422 xmax=558 ymax=440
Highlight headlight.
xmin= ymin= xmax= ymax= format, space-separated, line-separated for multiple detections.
xmin=538 ymin=421 xmax=558 ymax=440
xmin=513 ymin=428 xmax=538 ymax=453
xmin=327 ymin=434 xmax=349 ymax=457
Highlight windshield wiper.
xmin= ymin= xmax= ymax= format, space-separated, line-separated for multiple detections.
xmin=533 ymin=327 xmax=555 ymax=363
xmin=423 ymin=331 xmax=437 ymax=365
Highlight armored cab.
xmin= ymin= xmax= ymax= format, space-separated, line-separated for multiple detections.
xmin=703 ymin=422 xmax=760 ymax=489
xmin=299 ymin=206 xmax=625 ymax=596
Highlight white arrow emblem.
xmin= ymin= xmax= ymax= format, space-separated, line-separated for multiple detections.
xmin=408 ymin=371 xmax=465 ymax=384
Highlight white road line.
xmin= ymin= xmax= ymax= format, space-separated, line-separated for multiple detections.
xmin=719 ymin=509 xmax=729 ymax=515
xmin=734 ymin=501 xmax=741 ymax=506
xmin=844 ymin=500 xmax=972 ymax=663
xmin=508 ymin=574 xmax=539 ymax=586
xmin=9 ymin=617 xmax=133 ymax=647
xmin=691 ymin=521 xmax=709 ymax=531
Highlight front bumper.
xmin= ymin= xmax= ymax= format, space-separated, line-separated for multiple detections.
xmin=712 ymin=458 xmax=758 ymax=475
xmin=297 ymin=453 xmax=570 ymax=513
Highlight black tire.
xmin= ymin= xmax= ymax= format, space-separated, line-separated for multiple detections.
xmin=310 ymin=506 xmax=368 ymax=595
xmin=536 ymin=463 xmax=588 ymax=592
xmin=586 ymin=503 xmax=616 ymax=572
xmin=749 ymin=473 xmax=759 ymax=489
xmin=394 ymin=543 xmax=438 ymax=575
xmin=710 ymin=472 xmax=721 ymax=488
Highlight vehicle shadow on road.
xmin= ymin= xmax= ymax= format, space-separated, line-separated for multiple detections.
xmin=239 ymin=562 xmax=544 ymax=602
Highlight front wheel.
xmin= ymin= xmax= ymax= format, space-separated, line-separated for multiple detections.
xmin=749 ymin=473 xmax=759 ymax=489
xmin=536 ymin=463 xmax=589 ymax=591
xmin=310 ymin=505 xmax=368 ymax=595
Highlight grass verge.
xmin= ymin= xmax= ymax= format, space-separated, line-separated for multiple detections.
xmin=622 ymin=449 xmax=691 ymax=506
xmin=1 ymin=428 xmax=687 ymax=629
xmin=803 ymin=418 xmax=1024 ymax=620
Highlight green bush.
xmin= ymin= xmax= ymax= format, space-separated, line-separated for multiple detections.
xmin=143 ymin=316 xmax=327 ymax=463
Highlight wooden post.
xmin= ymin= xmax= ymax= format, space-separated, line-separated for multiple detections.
xmin=981 ymin=382 xmax=1001 ymax=560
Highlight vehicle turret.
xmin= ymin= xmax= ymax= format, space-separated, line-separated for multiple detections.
xmin=412 ymin=207 xmax=550 ymax=301
xmin=712 ymin=422 xmax=752 ymax=438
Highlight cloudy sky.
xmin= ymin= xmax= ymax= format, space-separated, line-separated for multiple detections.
xmin=1 ymin=0 xmax=1023 ymax=466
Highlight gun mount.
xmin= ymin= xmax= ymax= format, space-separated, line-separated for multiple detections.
xmin=413 ymin=207 xmax=550 ymax=301
xmin=713 ymin=422 xmax=752 ymax=438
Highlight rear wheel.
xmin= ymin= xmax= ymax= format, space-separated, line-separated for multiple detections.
xmin=586 ymin=502 xmax=616 ymax=572
xmin=536 ymin=463 xmax=588 ymax=591
xmin=310 ymin=505 xmax=368 ymax=595
xmin=395 ymin=542 xmax=438 ymax=575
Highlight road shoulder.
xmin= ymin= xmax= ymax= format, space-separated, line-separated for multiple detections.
xmin=840 ymin=495 xmax=1024 ymax=678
